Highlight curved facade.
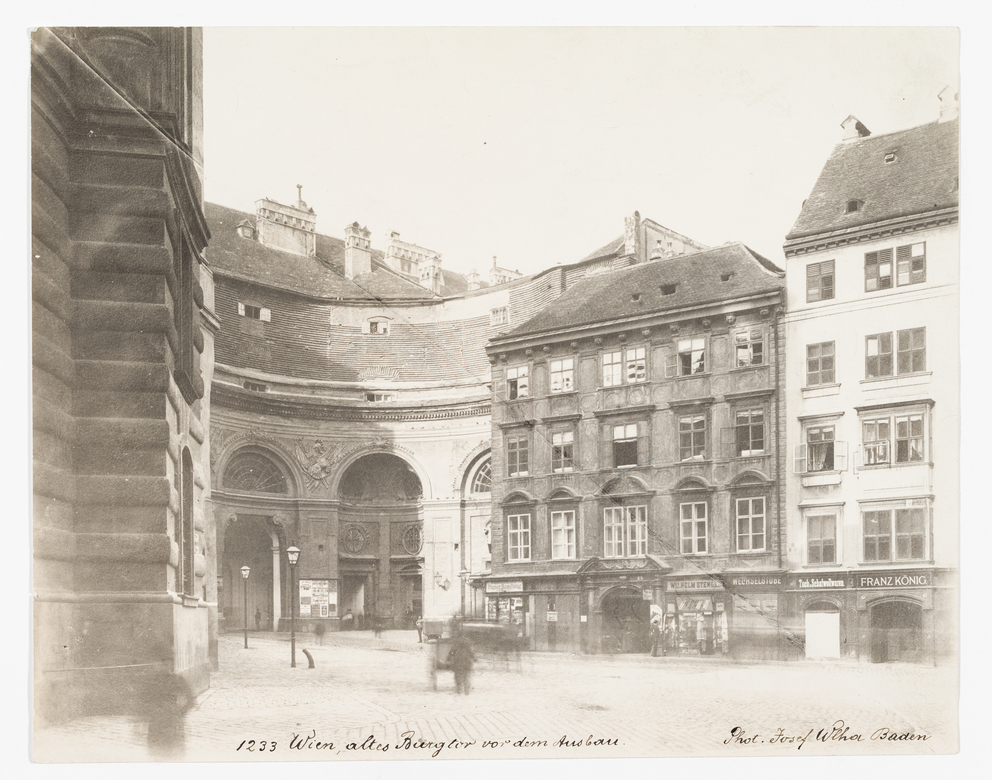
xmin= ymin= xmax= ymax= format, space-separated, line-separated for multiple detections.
xmin=206 ymin=200 xmax=703 ymax=632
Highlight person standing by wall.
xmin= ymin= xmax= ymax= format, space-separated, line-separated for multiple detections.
xmin=415 ymin=615 xmax=423 ymax=643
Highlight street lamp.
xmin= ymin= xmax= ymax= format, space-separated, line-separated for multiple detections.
xmin=286 ymin=546 xmax=301 ymax=668
xmin=240 ymin=565 xmax=251 ymax=649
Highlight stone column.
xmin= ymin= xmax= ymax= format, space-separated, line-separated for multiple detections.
xmin=271 ymin=534 xmax=282 ymax=630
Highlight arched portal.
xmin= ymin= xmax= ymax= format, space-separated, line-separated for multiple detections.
xmin=337 ymin=453 xmax=423 ymax=629
xmin=870 ymin=599 xmax=924 ymax=663
xmin=222 ymin=516 xmax=282 ymax=632
xmin=600 ymin=586 xmax=651 ymax=653
xmin=804 ymin=600 xmax=841 ymax=659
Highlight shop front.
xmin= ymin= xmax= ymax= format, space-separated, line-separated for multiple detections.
xmin=662 ymin=575 xmax=730 ymax=656
xmin=789 ymin=572 xmax=851 ymax=660
xmin=484 ymin=579 xmax=529 ymax=646
xmin=723 ymin=571 xmax=789 ymax=660
xmin=854 ymin=568 xmax=935 ymax=664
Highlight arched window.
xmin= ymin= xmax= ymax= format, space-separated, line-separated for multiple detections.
xmin=224 ymin=450 xmax=288 ymax=494
xmin=471 ymin=458 xmax=492 ymax=494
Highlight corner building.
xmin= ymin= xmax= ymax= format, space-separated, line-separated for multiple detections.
xmin=32 ymin=28 xmax=216 ymax=723
xmin=486 ymin=242 xmax=791 ymax=658
xmin=781 ymin=92 xmax=959 ymax=663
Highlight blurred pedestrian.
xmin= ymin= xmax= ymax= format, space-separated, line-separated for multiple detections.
xmin=342 ymin=609 xmax=354 ymax=630
xmin=415 ymin=616 xmax=423 ymax=643
xmin=254 ymin=607 xmax=261 ymax=631
xmin=451 ymin=632 xmax=475 ymax=695
xmin=374 ymin=616 xmax=382 ymax=638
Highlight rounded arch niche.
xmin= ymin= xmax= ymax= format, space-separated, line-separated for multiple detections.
xmin=223 ymin=448 xmax=293 ymax=495
xmin=338 ymin=453 xmax=424 ymax=504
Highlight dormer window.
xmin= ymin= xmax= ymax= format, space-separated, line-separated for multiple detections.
xmin=631 ymin=293 xmax=642 ymax=303
xmin=884 ymin=151 xmax=898 ymax=164
xmin=721 ymin=273 xmax=734 ymax=282
xmin=661 ymin=284 xmax=677 ymax=296
xmin=365 ymin=392 xmax=394 ymax=402
xmin=491 ymin=307 xmax=509 ymax=326
xmin=243 ymin=381 xmax=268 ymax=392
xmin=365 ymin=318 xmax=390 ymax=336
xmin=845 ymin=199 xmax=863 ymax=214
xmin=238 ymin=302 xmax=271 ymax=321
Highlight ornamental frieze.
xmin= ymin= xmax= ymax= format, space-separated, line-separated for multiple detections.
xmin=601 ymin=558 xmax=649 ymax=570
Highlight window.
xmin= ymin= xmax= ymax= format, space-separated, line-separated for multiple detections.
xmin=491 ymin=307 xmax=509 ymax=326
xmin=551 ymin=430 xmax=574 ymax=473
xmin=677 ymin=337 xmax=706 ymax=375
xmin=680 ymin=502 xmax=708 ymax=555
xmin=367 ymin=320 xmax=388 ymax=335
xmin=734 ymin=410 xmax=765 ymax=456
xmin=806 ymin=341 xmax=835 ymax=386
xmin=238 ymin=302 xmax=271 ymax=321
xmin=863 ymin=507 xmax=926 ymax=562
xmin=679 ymin=415 xmax=706 ymax=461
xmin=862 ymin=412 xmax=925 ymax=466
xmin=244 ymin=381 xmax=268 ymax=392
xmin=806 ymin=514 xmax=837 ymax=565
xmin=603 ymin=347 xmax=646 ymax=386
xmin=612 ymin=423 xmax=640 ymax=468
xmin=807 ymin=425 xmax=834 ymax=471
xmin=626 ymin=347 xmax=647 ymax=383
xmin=365 ymin=392 xmax=394 ymax=402
xmin=551 ymin=510 xmax=576 ymax=559
xmin=897 ymin=328 xmax=926 ymax=374
xmin=506 ymin=435 xmax=529 ymax=477
xmin=865 ymin=332 xmax=893 ymax=378
xmin=734 ymin=327 xmax=764 ymax=367
xmin=224 ymin=451 xmax=288 ymax=493
xmin=471 ymin=459 xmax=492 ymax=494
xmin=736 ymin=497 xmax=766 ymax=552
xmin=603 ymin=351 xmax=623 ymax=387
xmin=506 ymin=366 xmax=529 ymax=400
xmin=793 ymin=424 xmax=848 ymax=474
xmin=806 ymin=260 xmax=835 ymax=302
xmin=846 ymin=199 xmax=862 ymax=213
xmin=865 ymin=249 xmax=893 ymax=291
xmin=866 ymin=244 xmax=927 ymax=291
xmin=603 ymin=505 xmax=647 ymax=558
xmin=866 ymin=328 xmax=925 ymax=378
xmin=550 ymin=358 xmax=575 ymax=393
xmin=896 ymin=243 xmax=926 ymax=286
xmin=507 ymin=514 xmax=531 ymax=562
xmin=661 ymin=284 xmax=677 ymax=296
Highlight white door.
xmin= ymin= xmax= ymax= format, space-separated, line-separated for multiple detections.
xmin=805 ymin=611 xmax=840 ymax=658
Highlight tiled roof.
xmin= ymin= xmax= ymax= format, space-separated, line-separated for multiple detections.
xmin=786 ymin=119 xmax=958 ymax=240
xmin=500 ymin=243 xmax=784 ymax=339
xmin=579 ymin=235 xmax=625 ymax=263
xmin=204 ymin=202 xmax=470 ymax=299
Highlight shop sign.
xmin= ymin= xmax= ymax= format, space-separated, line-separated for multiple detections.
xmin=725 ymin=573 xmax=783 ymax=590
xmin=796 ymin=574 xmax=847 ymax=590
xmin=666 ymin=577 xmax=721 ymax=592
xmin=299 ymin=579 xmax=337 ymax=617
xmin=855 ymin=570 xmax=931 ymax=589
xmin=547 ymin=611 xmax=558 ymax=622
xmin=486 ymin=580 xmax=524 ymax=593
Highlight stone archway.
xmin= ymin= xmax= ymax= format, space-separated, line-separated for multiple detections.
xmin=600 ymin=586 xmax=651 ymax=654
xmin=870 ymin=599 xmax=924 ymax=663
xmin=221 ymin=515 xmax=285 ymax=633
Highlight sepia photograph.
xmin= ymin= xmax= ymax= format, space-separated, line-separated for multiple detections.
xmin=25 ymin=14 xmax=973 ymax=768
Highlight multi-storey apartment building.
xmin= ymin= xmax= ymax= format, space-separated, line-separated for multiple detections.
xmin=485 ymin=242 xmax=789 ymax=658
xmin=781 ymin=91 xmax=959 ymax=663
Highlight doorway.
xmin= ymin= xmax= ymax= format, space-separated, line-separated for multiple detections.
xmin=870 ymin=600 xmax=923 ymax=663
xmin=804 ymin=602 xmax=841 ymax=659
xmin=600 ymin=588 xmax=650 ymax=653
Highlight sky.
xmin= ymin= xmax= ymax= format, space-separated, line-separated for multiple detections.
xmin=203 ymin=27 xmax=960 ymax=278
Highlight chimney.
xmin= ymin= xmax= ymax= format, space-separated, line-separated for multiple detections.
xmin=254 ymin=194 xmax=317 ymax=256
xmin=841 ymin=115 xmax=871 ymax=142
xmin=623 ymin=211 xmax=641 ymax=258
xmin=938 ymin=85 xmax=959 ymax=123
xmin=466 ymin=269 xmax=481 ymax=291
xmin=344 ymin=222 xmax=372 ymax=279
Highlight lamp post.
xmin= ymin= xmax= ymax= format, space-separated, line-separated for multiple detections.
xmin=240 ymin=565 xmax=251 ymax=649
xmin=286 ymin=546 xmax=301 ymax=668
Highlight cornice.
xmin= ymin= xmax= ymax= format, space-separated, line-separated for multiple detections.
xmin=213 ymin=383 xmax=491 ymax=422
xmin=783 ymin=208 xmax=958 ymax=258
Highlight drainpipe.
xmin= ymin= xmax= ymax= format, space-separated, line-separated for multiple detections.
xmin=774 ymin=305 xmax=783 ymax=571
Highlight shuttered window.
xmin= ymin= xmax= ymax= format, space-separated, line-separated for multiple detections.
xmin=806 ymin=260 xmax=835 ymax=302
xmin=864 ymin=248 xmax=893 ymax=291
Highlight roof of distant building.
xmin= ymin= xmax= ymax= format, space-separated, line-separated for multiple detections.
xmin=786 ymin=118 xmax=958 ymax=240
xmin=498 ymin=242 xmax=784 ymax=340
xmin=204 ymin=202 xmax=471 ymax=300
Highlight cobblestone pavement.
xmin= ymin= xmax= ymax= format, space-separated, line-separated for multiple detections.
xmin=34 ymin=629 xmax=958 ymax=762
